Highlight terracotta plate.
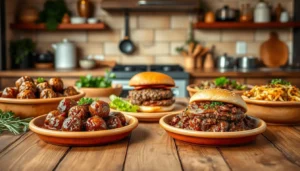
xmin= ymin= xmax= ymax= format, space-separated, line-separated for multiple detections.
xmin=111 ymin=101 xmax=188 ymax=122
xmin=243 ymin=97 xmax=300 ymax=125
xmin=0 ymin=89 xmax=85 ymax=118
xmin=29 ymin=114 xmax=138 ymax=146
xmin=159 ymin=114 xmax=266 ymax=146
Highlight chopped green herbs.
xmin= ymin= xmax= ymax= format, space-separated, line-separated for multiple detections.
xmin=204 ymin=101 xmax=224 ymax=109
xmin=77 ymin=97 xmax=95 ymax=105
xmin=270 ymin=79 xmax=291 ymax=85
xmin=0 ymin=110 xmax=32 ymax=135
xmin=37 ymin=77 xmax=45 ymax=84
xmin=109 ymin=95 xmax=139 ymax=112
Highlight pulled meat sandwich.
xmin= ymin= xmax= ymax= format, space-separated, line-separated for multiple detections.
xmin=128 ymin=72 xmax=175 ymax=112
xmin=170 ymin=89 xmax=256 ymax=132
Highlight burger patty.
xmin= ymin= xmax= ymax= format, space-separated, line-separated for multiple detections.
xmin=170 ymin=113 xmax=255 ymax=132
xmin=186 ymin=101 xmax=246 ymax=121
xmin=128 ymin=89 xmax=173 ymax=105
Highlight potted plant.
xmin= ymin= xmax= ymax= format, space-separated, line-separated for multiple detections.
xmin=75 ymin=71 xmax=123 ymax=97
xmin=9 ymin=38 xmax=36 ymax=69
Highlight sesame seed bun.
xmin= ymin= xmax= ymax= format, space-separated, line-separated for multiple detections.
xmin=190 ymin=88 xmax=247 ymax=111
xmin=129 ymin=72 xmax=175 ymax=87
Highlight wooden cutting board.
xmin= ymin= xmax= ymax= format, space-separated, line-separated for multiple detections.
xmin=260 ymin=32 xmax=288 ymax=67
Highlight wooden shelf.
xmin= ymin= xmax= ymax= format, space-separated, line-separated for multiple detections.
xmin=194 ymin=22 xmax=300 ymax=29
xmin=10 ymin=23 xmax=107 ymax=30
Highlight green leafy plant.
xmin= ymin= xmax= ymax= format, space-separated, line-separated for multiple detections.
xmin=0 ymin=110 xmax=32 ymax=135
xmin=9 ymin=38 xmax=36 ymax=65
xmin=109 ymin=95 xmax=139 ymax=112
xmin=39 ymin=0 xmax=71 ymax=30
xmin=76 ymin=71 xmax=116 ymax=88
xmin=270 ymin=79 xmax=291 ymax=85
xmin=77 ymin=97 xmax=95 ymax=105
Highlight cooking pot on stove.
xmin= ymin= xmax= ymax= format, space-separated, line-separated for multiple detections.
xmin=216 ymin=53 xmax=235 ymax=69
xmin=237 ymin=56 xmax=258 ymax=69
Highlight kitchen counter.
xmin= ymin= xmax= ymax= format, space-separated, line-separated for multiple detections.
xmin=0 ymin=98 xmax=299 ymax=170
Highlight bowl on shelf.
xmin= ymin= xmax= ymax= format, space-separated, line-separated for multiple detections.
xmin=79 ymin=59 xmax=96 ymax=69
xmin=242 ymin=98 xmax=300 ymax=125
xmin=29 ymin=113 xmax=138 ymax=146
xmin=70 ymin=17 xmax=86 ymax=24
xmin=0 ymin=90 xmax=85 ymax=118
xmin=87 ymin=18 xmax=98 ymax=24
xmin=79 ymin=84 xmax=123 ymax=97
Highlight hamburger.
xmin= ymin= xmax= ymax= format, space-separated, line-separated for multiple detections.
xmin=170 ymin=89 xmax=256 ymax=132
xmin=128 ymin=72 xmax=175 ymax=112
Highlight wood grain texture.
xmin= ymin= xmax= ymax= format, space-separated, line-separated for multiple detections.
xmin=175 ymin=140 xmax=230 ymax=171
xmin=0 ymin=132 xmax=24 ymax=152
xmin=294 ymin=126 xmax=300 ymax=131
xmin=56 ymin=138 xmax=129 ymax=171
xmin=124 ymin=123 xmax=182 ymax=171
xmin=219 ymin=135 xmax=299 ymax=171
xmin=0 ymin=133 xmax=69 ymax=171
xmin=263 ymin=126 xmax=300 ymax=166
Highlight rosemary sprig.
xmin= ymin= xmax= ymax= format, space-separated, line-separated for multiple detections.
xmin=0 ymin=110 xmax=32 ymax=135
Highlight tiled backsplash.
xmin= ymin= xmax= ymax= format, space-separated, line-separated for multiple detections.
xmin=5 ymin=0 xmax=294 ymax=67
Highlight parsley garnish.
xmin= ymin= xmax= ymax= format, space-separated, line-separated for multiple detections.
xmin=37 ymin=77 xmax=45 ymax=84
xmin=270 ymin=79 xmax=291 ymax=85
xmin=77 ymin=97 xmax=95 ymax=105
xmin=204 ymin=101 xmax=224 ymax=109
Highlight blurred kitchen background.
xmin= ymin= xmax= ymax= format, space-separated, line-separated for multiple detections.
xmin=0 ymin=0 xmax=300 ymax=97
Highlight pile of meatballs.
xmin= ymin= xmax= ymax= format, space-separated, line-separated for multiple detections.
xmin=0 ymin=76 xmax=78 ymax=99
xmin=44 ymin=98 xmax=127 ymax=131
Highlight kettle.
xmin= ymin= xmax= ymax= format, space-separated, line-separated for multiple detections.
xmin=52 ymin=39 xmax=76 ymax=69
xmin=216 ymin=53 xmax=235 ymax=69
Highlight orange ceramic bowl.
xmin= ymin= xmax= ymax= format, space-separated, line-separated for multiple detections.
xmin=160 ymin=113 xmax=266 ymax=146
xmin=79 ymin=84 xmax=122 ymax=97
xmin=243 ymin=97 xmax=300 ymax=125
xmin=186 ymin=84 xmax=251 ymax=97
xmin=29 ymin=114 xmax=138 ymax=146
xmin=0 ymin=90 xmax=85 ymax=118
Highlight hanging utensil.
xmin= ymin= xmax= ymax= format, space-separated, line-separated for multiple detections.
xmin=119 ymin=10 xmax=135 ymax=55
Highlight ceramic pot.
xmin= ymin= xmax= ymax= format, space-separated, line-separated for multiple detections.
xmin=52 ymin=39 xmax=76 ymax=69
xmin=77 ymin=0 xmax=92 ymax=18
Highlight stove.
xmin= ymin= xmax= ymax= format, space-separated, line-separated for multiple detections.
xmin=112 ymin=65 xmax=189 ymax=97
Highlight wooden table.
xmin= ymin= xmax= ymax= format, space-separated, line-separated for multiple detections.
xmin=0 ymin=98 xmax=300 ymax=171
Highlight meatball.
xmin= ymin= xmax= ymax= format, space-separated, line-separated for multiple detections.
xmin=63 ymin=86 xmax=78 ymax=96
xmin=62 ymin=116 xmax=82 ymax=131
xmin=1 ymin=87 xmax=18 ymax=98
xmin=49 ymin=77 xmax=64 ymax=93
xmin=57 ymin=98 xmax=77 ymax=113
xmin=68 ymin=105 xmax=89 ymax=120
xmin=109 ymin=112 xmax=126 ymax=125
xmin=85 ymin=116 xmax=107 ymax=131
xmin=19 ymin=81 xmax=36 ymax=93
xmin=36 ymin=82 xmax=51 ymax=93
xmin=44 ymin=110 xmax=67 ymax=130
xmin=106 ymin=116 xmax=123 ymax=129
xmin=89 ymin=100 xmax=110 ymax=118
xmin=15 ymin=76 xmax=34 ymax=89
xmin=17 ymin=90 xmax=36 ymax=99
xmin=40 ymin=89 xmax=57 ymax=99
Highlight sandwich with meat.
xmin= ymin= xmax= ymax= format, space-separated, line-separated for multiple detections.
xmin=169 ymin=88 xmax=256 ymax=132
xmin=128 ymin=72 xmax=175 ymax=112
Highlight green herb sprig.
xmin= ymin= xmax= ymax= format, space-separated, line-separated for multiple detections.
xmin=204 ymin=102 xmax=224 ymax=109
xmin=214 ymin=77 xmax=229 ymax=86
xmin=270 ymin=79 xmax=291 ymax=85
xmin=77 ymin=98 xmax=95 ymax=106
xmin=0 ymin=110 xmax=32 ymax=135
xmin=37 ymin=77 xmax=45 ymax=84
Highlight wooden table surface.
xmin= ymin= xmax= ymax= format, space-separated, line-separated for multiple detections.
xmin=0 ymin=98 xmax=300 ymax=171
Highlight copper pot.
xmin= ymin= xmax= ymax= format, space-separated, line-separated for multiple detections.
xmin=77 ymin=0 xmax=92 ymax=18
